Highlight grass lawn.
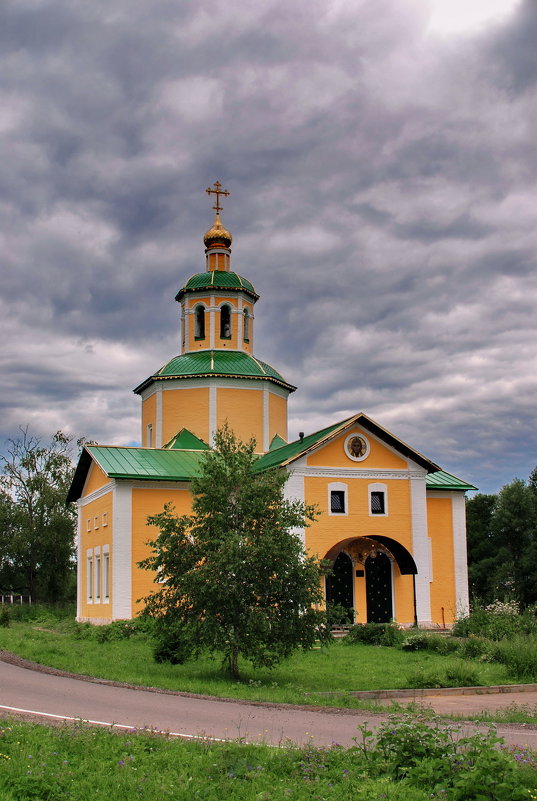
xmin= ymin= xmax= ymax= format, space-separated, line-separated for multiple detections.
xmin=0 ymin=612 xmax=515 ymax=708
xmin=1 ymin=715 xmax=536 ymax=801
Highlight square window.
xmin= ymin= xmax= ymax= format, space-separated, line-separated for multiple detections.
xmin=371 ymin=491 xmax=385 ymax=514
xmin=330 ymin=490 xmax=346 ymax=514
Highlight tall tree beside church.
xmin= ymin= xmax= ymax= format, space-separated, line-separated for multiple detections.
xmin=140 ymin=427 xmax=330 ymax=679
xmin=466 ymin=469 xmax=537 ymax=608
xmin=0 ymin=428 xmax=77 ymax=602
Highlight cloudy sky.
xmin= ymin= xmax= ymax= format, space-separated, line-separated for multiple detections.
xmin=1 ymin=0 xmax=536 ymax=494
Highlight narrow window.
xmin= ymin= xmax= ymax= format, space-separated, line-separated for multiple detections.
xmin=147 ymin=423 xmax=153 ymax=448
xmin=371 ymin=491 xmax=385 ymax=514
xmin=194 ymin=305 xmax=205 ymax=339
xmin=95 ymin=552 xmax=101 ymax=601
xmin=103 ymin=551 xmax=110 ymax=601
xmin=87 ymin=552 xmax=93 ymax=602
xmin=102 ymin=512 xmax=108 ymax=527
xmin=243 ymin=308 xmax=250 ymax=342
xmin=86 ymin=518 xmax=91 ymax=532
xmin=330 ymin=490 xmax=345 ymax=514
xmin=220 ymin=304 xmax=231 ymax=338
xmin=94 ymin=515 xmax=99 ymax=530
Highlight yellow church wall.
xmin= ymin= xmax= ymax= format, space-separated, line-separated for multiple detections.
xmin=427 ymin=497 xmax=457 ymax=624
xmin=305 ymin=476 xmax=415 ymax=625
xmin=141 ymin=394 xmax=156 ymax=446
xmin=161 ymin=387 xmax=210 ymax=444
xmin=82 ymin=462 xmax=110 ymax=497
xmin=306 ymin=430 xmax=408 ymax=470
xmin=269 ymin=392 xmax=288 ymax=443
xmin=393 ymin=573 xmax=415 ymax=625
xmin=304 ymin=476 xmax=413 ymax=557
xmin=217 ymin=387 xmax=264 ymax=448
xmin=79 ymin=489 xmax=114 ymax=622
xmin=131 ymin=487 xmax=193 ymax=618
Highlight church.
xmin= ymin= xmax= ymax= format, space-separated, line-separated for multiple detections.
xmin=68 ymin=182 xmax=475 ymax=628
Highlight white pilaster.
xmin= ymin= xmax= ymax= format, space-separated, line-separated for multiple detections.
xmin=410 ymin=476 xmax=432 ymax=626
xmin=76 ymin=502 xmax=83 ymax=620
xmin=284 ymin=469 xmax=306 ymax=547
xmin=452 ymin=492 xmax=470 ymax=618
xmin=209 ymin=293 xmax=215 ymax=348
xmin=237 ymin=296 xmax=243 ymax=349
xmin=112 ymin=482 xmax=132 ymax=620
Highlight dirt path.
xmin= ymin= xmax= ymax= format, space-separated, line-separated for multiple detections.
xmin=1 ymin=652 xmax=536 ymax=749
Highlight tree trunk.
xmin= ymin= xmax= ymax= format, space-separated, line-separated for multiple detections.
xmin=229 ymin=646 xmax=240 ymax=679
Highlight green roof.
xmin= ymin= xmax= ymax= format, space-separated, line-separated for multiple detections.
xmin=254 ymin=418 xmax=353 ymax=472
xmin=425 ymin=470 xmax=477 ymax=491
xmin=175 ymin=271 xmax=258 ymax=301
xmin=269 ymin=433 xmax=288 ymax=451
xmin=134 ymin=350 xmax=296 ymax=394
xmin=87 ymin=446 xmax=204 ymax=482
xmin=164 ymin=428 xmax=210 ymax=451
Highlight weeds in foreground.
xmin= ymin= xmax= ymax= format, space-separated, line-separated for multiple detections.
xmin=0 ymin=714 xmax=535 ymax=800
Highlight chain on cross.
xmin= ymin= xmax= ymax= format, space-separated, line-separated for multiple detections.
xmin=205 ymin=181 xmax=230 ymax=214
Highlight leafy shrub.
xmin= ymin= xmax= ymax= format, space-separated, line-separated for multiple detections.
xmin=453 ymin=603 xmax=537 ymax=641
xmin=0 ymin=607 xmax=10 ymax=627
xmin=459 ymin=635 xmax=489 ymax=659
xmin=487 ymin=636 xmax=537 ymax=681
xmin=400 ymin=632 xmax=430 ymax=651
xmin=345 ymin=622 xmax=404 ymax=646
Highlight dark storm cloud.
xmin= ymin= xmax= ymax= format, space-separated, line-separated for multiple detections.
xmin=1 ymin=0 xmax=536 ymax=493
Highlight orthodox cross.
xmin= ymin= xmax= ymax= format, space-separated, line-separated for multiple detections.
xmin=205 ymin=181 xmax=230 ymax=214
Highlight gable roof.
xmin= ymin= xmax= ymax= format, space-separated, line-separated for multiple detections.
xmin=66 ymin=445 xmax=206 ymax=503
xmin=164 ymin=428 xmax=210 ymax=450
xmin=254 ymin=412 xmax=442 ymax=473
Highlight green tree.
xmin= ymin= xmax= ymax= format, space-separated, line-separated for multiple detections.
xmin=140 ymin=427 xmax=329 ymax=679
xmin=0 ymin=427 xmax=78 ymax=602
xmin=466 ymin=493 xmax=498 ymax=602
xmin=466 ymin=469 xmax=537 ymax=608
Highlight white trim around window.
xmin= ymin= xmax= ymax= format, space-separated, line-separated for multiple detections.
xmin=368 ymin=482 xmax=388 ymax=516
xmin=328 ymin=482 xmax=348 ymax=515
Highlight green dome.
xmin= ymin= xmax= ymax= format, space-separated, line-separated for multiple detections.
xmin=134 ymin=350 xmax=296 ymax=394
xmin=175 ymin=270 xmax=258 ymax=302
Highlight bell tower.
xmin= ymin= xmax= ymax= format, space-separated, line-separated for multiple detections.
xmin=134 ymin=183 xmax=295 ymax=451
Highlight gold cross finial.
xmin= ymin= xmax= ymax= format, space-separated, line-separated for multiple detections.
xmin=205 ymin=181 xmax=230 ymax=214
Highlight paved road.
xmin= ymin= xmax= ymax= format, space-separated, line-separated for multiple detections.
xmin=1 ymin=657 xmax=536 ymax=749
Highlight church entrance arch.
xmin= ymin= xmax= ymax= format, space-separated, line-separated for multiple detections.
xmin=325 ymin=552 xmax=354 ymax=622
xmin=325 ymin=536 xmax=417 ymax=625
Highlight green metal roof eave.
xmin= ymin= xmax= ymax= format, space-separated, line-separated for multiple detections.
xmin=133 ymin=351 xmax=297 ymax=395
xmin=426 ymin=470 xmax=477 ymax=491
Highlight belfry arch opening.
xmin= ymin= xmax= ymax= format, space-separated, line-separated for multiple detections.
xmin=194 ymin=304 xmax=206 ymax=339
xmin=220 ymin=304 xmax=231 ymax=338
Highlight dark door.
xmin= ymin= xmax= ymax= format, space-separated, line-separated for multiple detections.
xmin=365 ymin=552 xmax=393 ymax=623
xmin=326 ymin=552 xmax=354 ymax=622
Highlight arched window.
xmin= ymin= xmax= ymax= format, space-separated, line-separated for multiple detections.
xmin=243 ymin=308 xmax=250 ymax=341
xmin=194 ymin=305 xmax=205 ymax=339
xmin=220 ymin=304 xmax=231 ymax=339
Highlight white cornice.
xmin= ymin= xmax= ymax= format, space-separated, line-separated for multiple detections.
xmin=285 ymin=467 xmax=427 ymax=481
xmin=78 ymin=482 xmax=114 ymax=506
